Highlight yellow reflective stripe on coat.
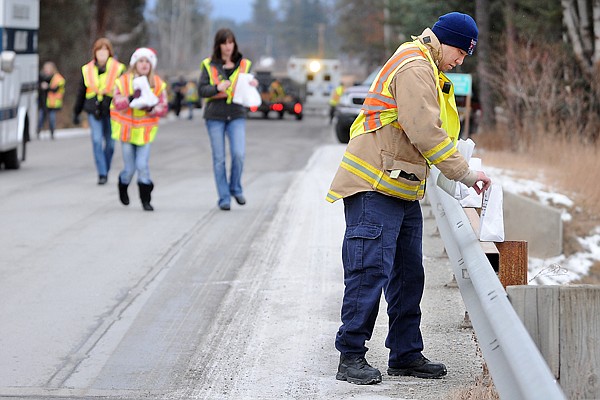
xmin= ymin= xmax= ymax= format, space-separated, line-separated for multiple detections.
xmin=338 ymin=151 xmax=424 ymax=200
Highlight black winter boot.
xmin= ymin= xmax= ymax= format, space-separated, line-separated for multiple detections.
xmin=138 ymin=182 xmax=154 ymax=211
xmin=118 ymin=178 xmax=130 ymax=205
xmin=336 ymin=354 xmax=382 ymax=385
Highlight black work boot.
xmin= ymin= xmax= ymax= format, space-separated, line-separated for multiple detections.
xmin=387 ymin=355 xmax=447 ymax=379
xmin=118 ymin=178 xmax=130 ymax=205
xmin=336 ymin=354 xmax=382 ymax=385
xmin=138 ymin=182 xmax=154 ymax=211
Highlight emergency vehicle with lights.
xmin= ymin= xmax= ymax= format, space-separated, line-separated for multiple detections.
xmin=286 ymin=57 xmax=341 ymax=111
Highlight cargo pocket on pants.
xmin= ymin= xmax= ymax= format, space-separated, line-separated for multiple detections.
xmin=344 ymin=223 xmax=383 ymax=274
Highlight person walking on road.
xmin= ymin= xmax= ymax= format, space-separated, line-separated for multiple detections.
xmin=73 ymin=38 xmax=126 ymax=185
xmin=110 ymin=48 xmax=168 ymax=212
xmin=328 ymin=82 xmax=344 ymax=125
xmin=37 ymin=61 xmax=65 ymax=140
xmin=198 ymin=28 xmax=258 ymax=211
xmin=326 ymin=12 xmax=492 ymax=385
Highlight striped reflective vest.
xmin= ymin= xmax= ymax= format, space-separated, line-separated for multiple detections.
xmin=350 ymin=39 xmax=460 ymax=146
xmin=46 ymin=73 xmax=65 ymax=109
xmin=329 ymin=84 xmax=344 ymax=106
xmin=201 ymin=57 xmax=251 ymax=104
xmin=184 ymin=82 xmax=199 ymax=102
xmin=110 ymin=74 xmax=166 ymax=146
xmin=82 ymin=57 xmax=126 ymax=101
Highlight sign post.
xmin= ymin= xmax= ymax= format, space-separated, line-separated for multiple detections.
xmin=447 ymin=73 xmax=473 ymax=138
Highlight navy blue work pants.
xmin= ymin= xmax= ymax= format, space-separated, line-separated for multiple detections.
xmin=335 ymin=191 xmax=425 ymax=368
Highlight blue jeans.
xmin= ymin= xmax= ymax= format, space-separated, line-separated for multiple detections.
xmin=119 ymin=142 xmax=152 ymax=185
xmin=88 ymin=114 xmax=114 ymax=177
xmin=38 ymin=108 xmax=57 ymax=135
xmin=336 ymin=191 xmax=425 ymax=368
xmin=205 ymin=118 xmax=246 ymax=206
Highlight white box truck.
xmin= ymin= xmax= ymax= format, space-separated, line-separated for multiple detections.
xmin=0 ymin=0 xmax=38 ymax=169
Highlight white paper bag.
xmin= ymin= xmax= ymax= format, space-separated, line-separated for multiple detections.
xmin=232 ymin=73 xmax=262 ymax=108
xmin=459 ymin=157 xmax=483 ymax=208
xmin=479 ymin=183 xmax=505 ymax=242
xmin=128 ymin=76 xmax=159 ymax=109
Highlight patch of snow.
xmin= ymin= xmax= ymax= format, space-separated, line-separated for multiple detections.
xmin=484 ymin=167 xmax=600 ymax=285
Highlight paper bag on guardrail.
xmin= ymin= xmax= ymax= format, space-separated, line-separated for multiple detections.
xmin=459 ymin=157 xmax=483 ymax=208
xmin=232 ymin=73 xmax=262 ymax=108
xmin=479 ymin=183 xmax=504 ymax=242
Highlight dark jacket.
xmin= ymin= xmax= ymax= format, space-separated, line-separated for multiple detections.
xmin=198 ymin=58 xmax=247 ymax=121
xmin=73 ymin=64 xmax=114 ymax=119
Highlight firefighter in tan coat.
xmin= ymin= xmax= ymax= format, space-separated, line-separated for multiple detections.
xmin=329 ymin=12 xmax=492 ymax=385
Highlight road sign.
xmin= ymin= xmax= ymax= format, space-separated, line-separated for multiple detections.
xmin=446 ymin=73 xmax=472 ymax=96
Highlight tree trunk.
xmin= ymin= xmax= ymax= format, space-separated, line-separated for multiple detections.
xmin=505 ymin=0 xmax=519 ymax=150
xmin=562 ymin=0 xmax=592 ymax=76
xmin=476 ymin=0 xmax=495 ymax=130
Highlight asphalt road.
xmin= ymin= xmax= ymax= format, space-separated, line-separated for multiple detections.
xmin=0 ymin=110 xmax=483 ymax=399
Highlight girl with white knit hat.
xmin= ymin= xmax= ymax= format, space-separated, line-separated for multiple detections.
xmin=110 ymin=47 xmax=168 ymax=211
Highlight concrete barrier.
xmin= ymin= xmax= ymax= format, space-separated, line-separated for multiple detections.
xmin=503 ymin=192 xmax=562 ymax=258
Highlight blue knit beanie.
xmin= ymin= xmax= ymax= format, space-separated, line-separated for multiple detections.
xmin=432 ymin=12 xmax=478 ymax=55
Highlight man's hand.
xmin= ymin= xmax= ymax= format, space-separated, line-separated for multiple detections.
xmin=72 ymin=113 xmax=81 ymax=125
xmin=471 ymin=171 xmax=491 ymax=195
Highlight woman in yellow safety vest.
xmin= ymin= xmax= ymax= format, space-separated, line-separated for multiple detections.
xmin=328 ymin=83 xmax=344 ymax=124
xmin=37 ymin=61 xmax=65 ymax=140
xmin=110 ymin=48 xmax=167 ymax=212
xmin=198 ymin=28 xmax=258 ymax=211
xmin=73 ymin=38 xmax=126 ymax=185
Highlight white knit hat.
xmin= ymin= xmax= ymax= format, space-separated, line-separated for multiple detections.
xmin=130 ymin=47 xmax=157 ymax=69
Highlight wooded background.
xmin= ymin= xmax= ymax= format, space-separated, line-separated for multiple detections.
xmin=40 ymin=0 xmax=600 ymax=149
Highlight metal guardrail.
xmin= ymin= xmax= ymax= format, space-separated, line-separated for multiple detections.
xmin=426 ymin=167 xmax=566 ymax=400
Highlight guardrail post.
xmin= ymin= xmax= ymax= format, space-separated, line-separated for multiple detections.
xmin=463 ymin=207 xmax=528 ymax=287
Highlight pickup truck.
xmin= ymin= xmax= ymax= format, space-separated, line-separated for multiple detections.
xmin=333 ymin=68 xmax=379 ymax=143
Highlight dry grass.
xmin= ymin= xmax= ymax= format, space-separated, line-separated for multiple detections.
xmin=446 ymin=374 xmax=499 ymax=400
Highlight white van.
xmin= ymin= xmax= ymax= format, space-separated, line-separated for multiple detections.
xmin=0 ymin=0 xmax=38 ymax=169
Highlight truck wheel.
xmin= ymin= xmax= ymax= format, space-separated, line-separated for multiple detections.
xmin=295 ymin=113 xmax=303 ymax=121
xmin=335 ymin=123 xmax=350 ymax=143
xmin=2 ymin=148 xmax=20 ymax=169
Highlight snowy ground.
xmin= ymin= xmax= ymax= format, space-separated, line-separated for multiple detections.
xmin=485 ymin=166 xmax=600 ymax=285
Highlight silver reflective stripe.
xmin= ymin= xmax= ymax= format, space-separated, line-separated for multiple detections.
xmin=374 ymin=47 xmax=421 ymax=92
xmin=427 ymin=141 xmax=455 ymax=163
xmin=342 ymin=156 xmax=419 ymax=197
xmin=362 ymin=104 xmax=389 ymax=112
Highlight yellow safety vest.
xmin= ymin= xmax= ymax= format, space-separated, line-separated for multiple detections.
xmin=184 ymin=82 xmax=199 ymax=102
xmin=329 ymin=85 xmax=344 ymax=106
xmin=82 ymin=57 xmax=126 ymax=101
xmin=110 ymin=74 xmax=166 ymax=146
xmin=201 ymin=57 xmax=251 ymax=104
xmin=350 ymin=38 xmax=461 ymax=158
xmin=46 ymin=73 xmax=65 ymax=109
